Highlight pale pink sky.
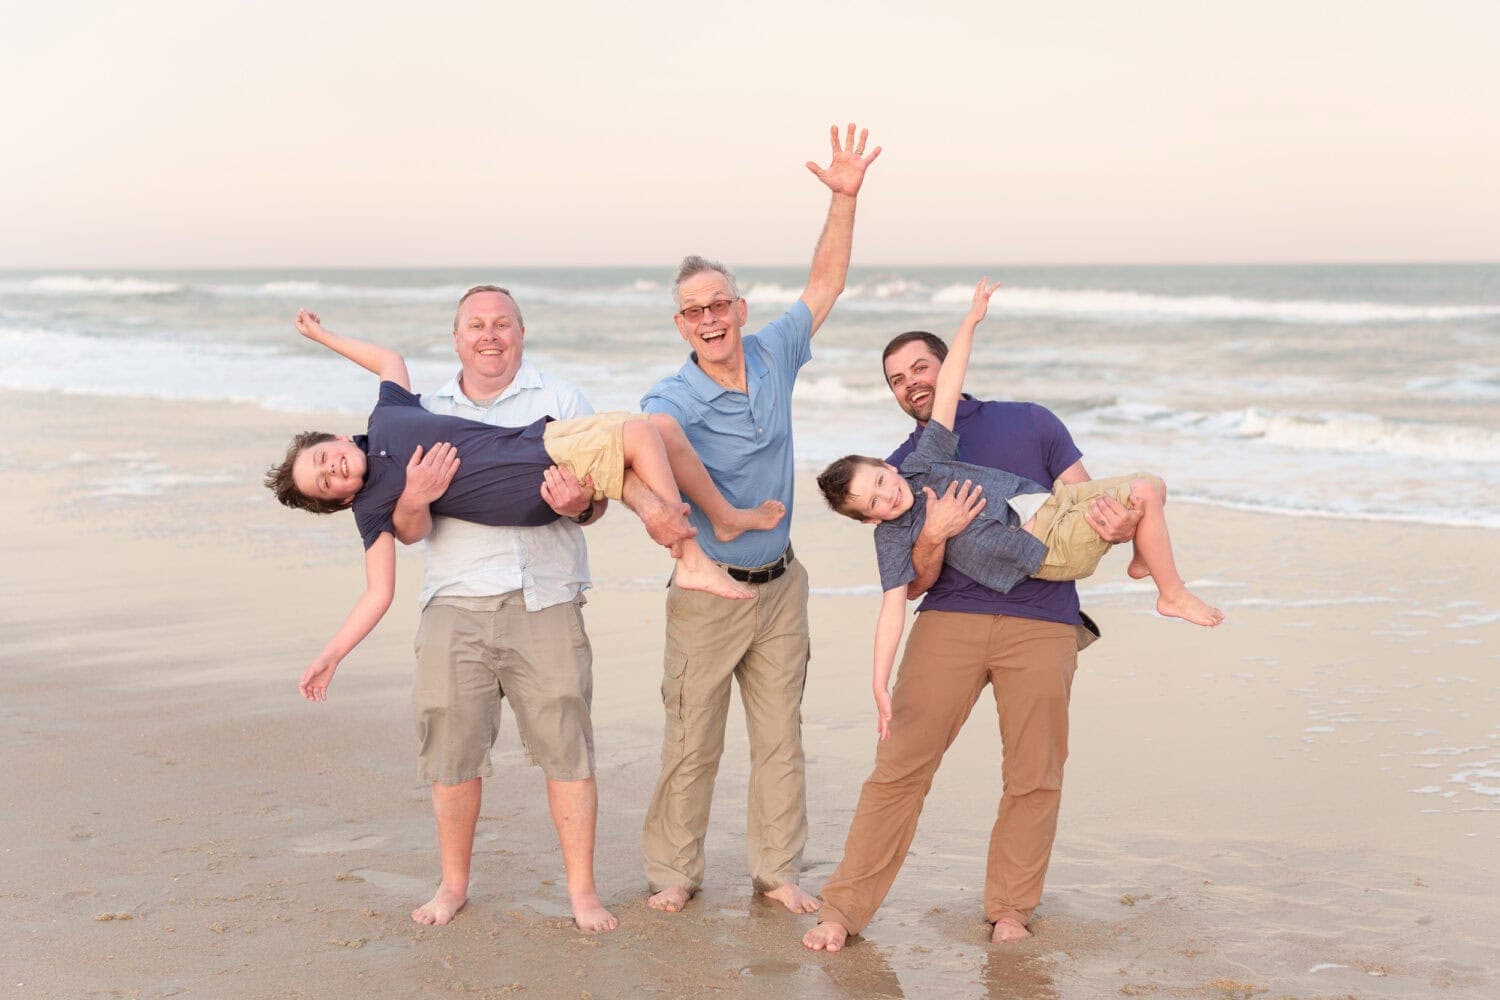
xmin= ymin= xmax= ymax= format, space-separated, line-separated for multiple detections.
xmin=2 ymin=0 xmax=1496 ymax=267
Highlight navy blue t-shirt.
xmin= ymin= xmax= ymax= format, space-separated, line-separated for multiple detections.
xmin=351 ymin=382 xmax=559 ymax=549
xmin=887 ymin=397 xmax=1083 ymax=625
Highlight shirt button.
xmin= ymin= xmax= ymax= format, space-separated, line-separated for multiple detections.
xmin=380 ymin=451 xmax=387 ymax=456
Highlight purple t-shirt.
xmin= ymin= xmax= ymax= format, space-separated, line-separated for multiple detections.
xmin=887 ymin=397 xmax=1083 ymax=625
xmin=351 ymin=381 xmax=558 ymax=550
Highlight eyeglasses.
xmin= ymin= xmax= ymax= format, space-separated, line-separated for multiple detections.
xmin=676 ymin=297 xmax=739 ymax=324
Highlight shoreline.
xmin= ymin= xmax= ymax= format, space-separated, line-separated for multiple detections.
xmin=3 ymin=388 xmax=1497 ymax=998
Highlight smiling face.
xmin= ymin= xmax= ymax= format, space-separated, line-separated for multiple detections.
xmin=290 ymin=436 xmax=367 ymax=504
xmin=883 ymin=341 xmax=944 ymax=423
xmin=674 ymin=269 xmax=747 ymax=370
xmin=845 ymin=460 xmax=915 ymax=523
xmin=454 ymin=290 xmax=526 ymax=398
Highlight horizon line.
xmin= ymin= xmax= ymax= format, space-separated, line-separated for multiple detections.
xmin=2 ymin=259 xmax=1498 ymax=272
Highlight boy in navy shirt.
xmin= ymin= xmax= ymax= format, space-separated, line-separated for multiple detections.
xmin=267 ymin=310 xmax=782 ymax=699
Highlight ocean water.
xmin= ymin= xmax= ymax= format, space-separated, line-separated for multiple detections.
xmin=3 ymin=264 xmax=1498 ymax=528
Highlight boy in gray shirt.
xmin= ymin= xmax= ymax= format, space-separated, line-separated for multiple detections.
xmin=817 ymin=280 xmax=1221 ymax=738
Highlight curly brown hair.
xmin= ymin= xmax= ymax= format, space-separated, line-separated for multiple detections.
xmin=265 ymin=431 xmax=347 ymax=514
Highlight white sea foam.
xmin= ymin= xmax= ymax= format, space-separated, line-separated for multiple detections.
xmin=1448 ymin=760 xmax=1500 ymax=797
xmin=738 ymin=281 xmax=803 ymax=304
xmin=929 ymin=284 xmax=1500 ymax=324
xmin=1076 ymin=401 xmax=1500 ymax=464
xmin=0 ymin=326 xmax=451 ymax=415
xmin=206 ymin=280 xmax=467 ymax=302
xmin=810 ymin=584 xmax=884 ymax=597
xmin=1171 ymin=493 xmax=1500 ymax=529
xmin=1 ymin=274 xmax=183 ymax=296
xmin=1234 ymin=408 xmax=1500 ymax=462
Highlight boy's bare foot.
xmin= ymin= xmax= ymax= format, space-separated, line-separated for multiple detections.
xmin=1157 ymin=587 xmax=1224 ymax=627
xmin=411 ymin=884 xmax=467 ymax=926
xmin=802 ymin=921 xmax=849 ymax=951
xmin=991 ymin=917 xmax=1031 ymax=943
xmin=637 ymin=493 xmax=696 ymax=549
xmin=1127 ymin=555 xmax=1150 ymax=579
xmin=674 ymin=552 xmax=753 ymax=600
xmin=646 ymin=886 xmax=692 ymax=912
xmin=763 ymin=883 xmax=822 ymax=914
xmin=570 ymin=890 xmax=618 ymax=933
xmin=713 ymin=499 xmax=787 ymax=542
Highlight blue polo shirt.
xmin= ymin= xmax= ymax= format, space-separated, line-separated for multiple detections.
xmin=887 ymin=397 xmax=1083 ymax=625
xmin=641 ymin=302 xmax=812 ymax=567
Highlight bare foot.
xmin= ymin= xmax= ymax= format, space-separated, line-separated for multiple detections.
xmin=1157 ymin=587 xmax=1224 ymax=627
xmin=713 ymin=499 xmax=787 ymax=542
xmin=1127 ymin=555 xmax=1150 ymax=579
xmin=636 ymin=493 xmax=697 ymax=549
xmin=646 ymin=885 xmax=691 ymax=912
xmin=674 ymin=550 xmax=753 ymax=600
xmin=990 ymin=917 xmax=1031 ymax=943
xmin=802 ymin=921 xmax=849 ymax=951
xmin=570 ymin=891 xmax=618 ymax=933
xmin=764 ymin=883 xmax=822 ymax=914
xmin=411 ymin=884 xmax=467 ymax=926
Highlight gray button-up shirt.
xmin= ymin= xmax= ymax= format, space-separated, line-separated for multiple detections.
xmin=873 ymin=420 xmax=1050 ymax=594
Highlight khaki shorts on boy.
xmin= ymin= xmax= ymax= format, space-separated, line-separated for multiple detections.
xmin=541 ymin=412 xmax=648 ymax=503
xmin=413 ymin=594 xmax=595 ymax=785
xmin=1029 ymin=472 xmax=1163 ymax=582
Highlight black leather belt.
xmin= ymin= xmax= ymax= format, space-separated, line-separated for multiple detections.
xmin=724 ymin=545 xmax=793 ymax=585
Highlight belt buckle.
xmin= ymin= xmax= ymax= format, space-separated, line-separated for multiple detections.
xmin=726 ymin=545 xmax=791 ymax=585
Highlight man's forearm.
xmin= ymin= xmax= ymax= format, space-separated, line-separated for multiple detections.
xmin=801 ymin=194 xmax=857 ymax=331
xmin=906 ymin=534 xmax=946 ymax=599
xmin=391 ymin=497 xmax=433 ymax=544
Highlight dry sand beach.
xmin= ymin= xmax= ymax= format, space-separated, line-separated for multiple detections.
xmin=3 ymin=387 xmax=1497 ymax=998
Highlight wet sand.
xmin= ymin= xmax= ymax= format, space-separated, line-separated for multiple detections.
xmin=2 ymin=388 xmax=1497 ymax=998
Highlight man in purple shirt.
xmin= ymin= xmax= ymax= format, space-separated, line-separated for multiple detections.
xmin=803 ymin=330 xmax=1140 ymax=951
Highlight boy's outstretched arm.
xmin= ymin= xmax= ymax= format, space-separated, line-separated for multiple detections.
xmin=871 ymin=586 xmax=908 ymax=740
xmin=298 ymin=533 xmax=397 ymax=701
xmin=295 ymin=309 xmax=410 ymax=390
xmin=930 ymin=278 xmax=1001 ymax=430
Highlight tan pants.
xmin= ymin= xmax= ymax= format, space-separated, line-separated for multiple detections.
xmin=641 ymin=558 xmax=810 ymax=894
xmin=818 ymin=611 xmax=1078 ymax=933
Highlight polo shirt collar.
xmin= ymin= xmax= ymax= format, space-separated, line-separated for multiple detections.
xmin=432 ymin=360 xmax=544 ymax=408
xmin=682 ymin=347 xmax=765 ymax=401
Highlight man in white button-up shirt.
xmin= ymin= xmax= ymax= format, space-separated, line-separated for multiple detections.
xmin=390 ymin=285 xmax=617 ymax=932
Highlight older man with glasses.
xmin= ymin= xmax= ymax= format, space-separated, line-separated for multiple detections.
xmin=638 ymin=124 xmax=881 ymax=914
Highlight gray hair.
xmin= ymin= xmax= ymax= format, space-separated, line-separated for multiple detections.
xmin=454 ymin=284 xmax=524 ymax=330
xmin=672 ymin=255 xmax=739 ymax=307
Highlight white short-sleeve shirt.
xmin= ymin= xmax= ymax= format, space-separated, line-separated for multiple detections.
xmin=418 ymin=360 xmax=595 ymax=612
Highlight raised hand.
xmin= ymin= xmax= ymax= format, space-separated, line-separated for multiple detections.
xmin=805 ymin=123 xmax=882 ymax=197
xmin=294 ymin=308 xmax=326 ymax=340
xmin=967 ymin=277 xmax=1002 ymax=326
xmin=403 ymin=442 xmax=460 ymax=506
